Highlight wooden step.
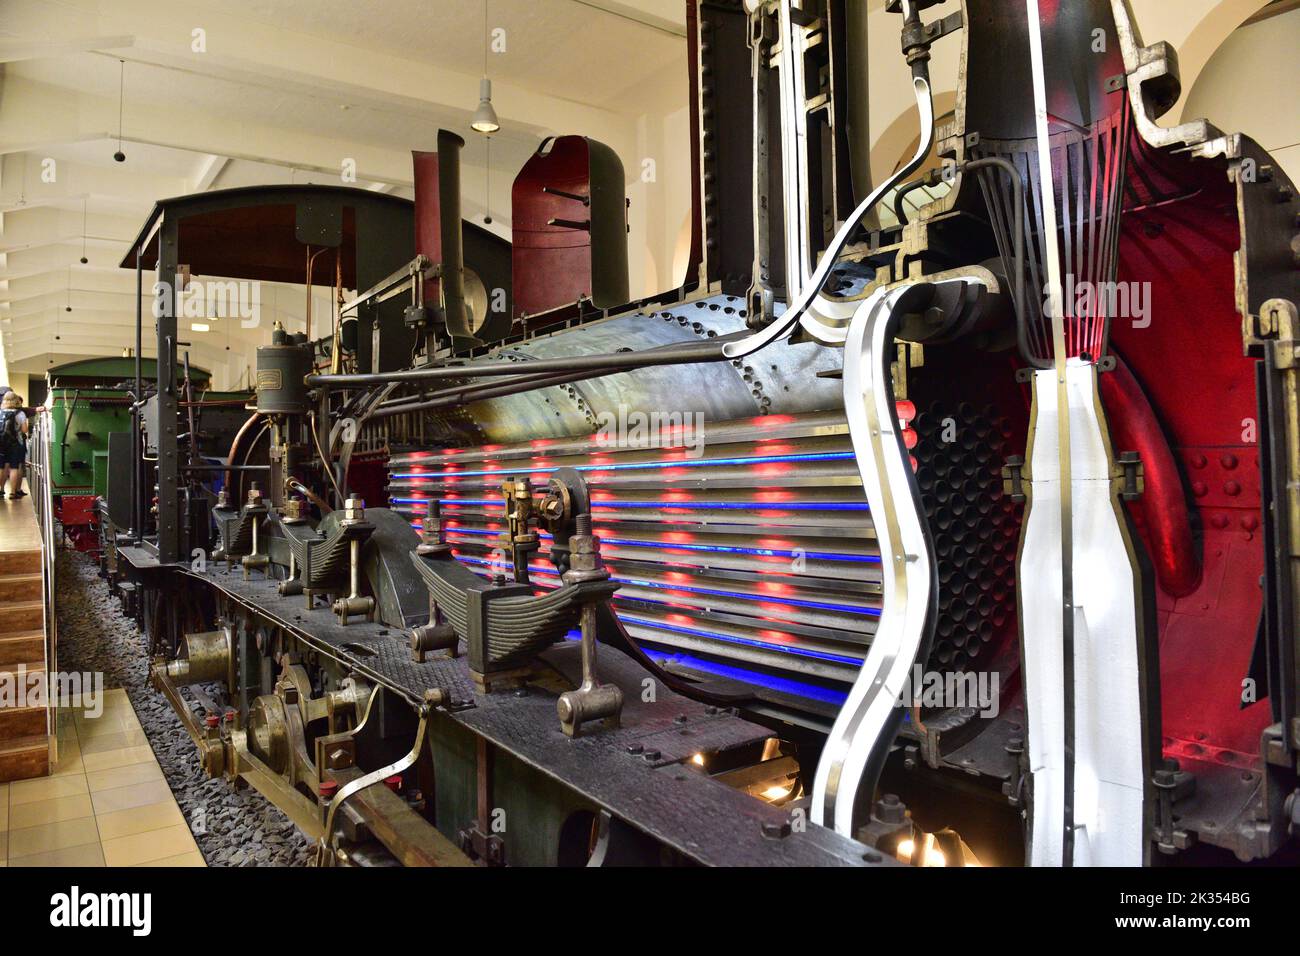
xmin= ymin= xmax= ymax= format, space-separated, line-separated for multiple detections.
xmin=0 ymin=549 xmax=41 ymax=575
xmin=0 ymin=500 xmax=51 ymax=782
xmin=0 ymin=664 xmax=45 ymax=696
xmin=0 ymin=572 xmax=41 ymax=602
xmin=0 ymin=599 xmax=42 ymax=635
xmin=0 ymin=630 xmax=43 ymax=667
xmin=0 ymin=660 xmax=45 ymax=678
xmin=0 ymin=734 xmax=49 ymax=782
xmin=0 ymin=704 xmax=48 ymax=738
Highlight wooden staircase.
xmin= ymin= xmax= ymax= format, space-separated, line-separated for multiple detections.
xmin=0 ymin=496 xmax=50 ymax=781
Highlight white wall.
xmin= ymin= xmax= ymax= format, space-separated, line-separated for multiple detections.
xmin=3 ymin=373 xmax=32 ymax=405
xmin=1183 ymin=7 xmax=1300 ymax=184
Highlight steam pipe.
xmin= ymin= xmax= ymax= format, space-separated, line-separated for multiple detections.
xmin=371 ymin=364 xmax=639 ymax=420
xmin=224 ymin=412 xmax=264 ymax=498
xmin=1098 ymin=353 xmax=1201 ymax=597
xmin=306 ymin=334 xmax=739 ymax=388
xmin=960 ymin=156 xmax=1042 ymax=370
xmin=892 ymin=178 xmax=930 ymax=226
xmin=437 ymin=130 xmax=469 ymax=341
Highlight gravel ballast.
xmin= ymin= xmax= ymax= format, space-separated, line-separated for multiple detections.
xmin=55 ymin=547 xmax=314 ymax=867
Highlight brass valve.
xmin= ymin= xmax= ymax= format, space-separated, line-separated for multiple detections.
xmin=501 ymin=477 xmax=540 ymax=584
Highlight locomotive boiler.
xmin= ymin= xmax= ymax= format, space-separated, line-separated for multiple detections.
xmin=77 ymin=0 xmax=1300 ymax=867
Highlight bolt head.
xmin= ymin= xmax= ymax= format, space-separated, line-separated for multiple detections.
xmin=761 ymin=820 xmax=792 ymax=839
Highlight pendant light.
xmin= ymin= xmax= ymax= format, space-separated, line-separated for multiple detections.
xmin=470 ymin=2 xmax=500 ymax=134
xmin=471 ymin=78 xmax=500 ymax=134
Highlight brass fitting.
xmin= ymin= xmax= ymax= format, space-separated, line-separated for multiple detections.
xmin=332 ymin=534 xmax=374 ymax=626
xmin=538 ymin=493 xmax=566 ymax=523
xmin=332 ymin=594 xmax=375 ymax=624
xmin=165 ymin=629 xmax=234 ymax=687
xmin=199 ymin=717 xmax=226 ymax=777
xmin=555 ymin=514 xmax=620 ymax=737
xmin=562 ymin=515 xmax=608 ymax=583
xmin=557 ymin=602 xmax=623 ymax=737
xmin=410 ymin=620 xmax=459 ymax=662
xmin=340 ymin=496 xmax=366 ymax=525
xmin=242 ymin=482 xmax=270 ymax=579
xmin=416 ymin=499 xmax=451 ymax=557
xmin=501 ymin=477 xmax=540 ymax=584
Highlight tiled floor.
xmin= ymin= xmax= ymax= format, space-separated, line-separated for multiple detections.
xmin=0 ymin=688 xmax=206 ymax=867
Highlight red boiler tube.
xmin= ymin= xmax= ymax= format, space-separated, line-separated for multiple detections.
xmin=1098 ymin=355 xmax=1201 ymax=597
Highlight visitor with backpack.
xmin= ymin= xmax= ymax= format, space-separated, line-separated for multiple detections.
xmin=1 ymin=390 xmax=31 ymax=499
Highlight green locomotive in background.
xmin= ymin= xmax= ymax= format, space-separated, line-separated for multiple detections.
xmin=43 ymin=358 xmax=251 ymax=551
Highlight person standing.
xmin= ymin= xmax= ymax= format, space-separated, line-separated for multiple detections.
xmin=0 ymin=391 xmax=30 ymax=499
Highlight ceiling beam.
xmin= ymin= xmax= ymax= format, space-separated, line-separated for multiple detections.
xmin=191 ymin=154 xmax=230 ymax=192
xmin=568 ymin=0 xmax=687 ymax=36
xmin=0 ymin=35 xmax=134 ymax=64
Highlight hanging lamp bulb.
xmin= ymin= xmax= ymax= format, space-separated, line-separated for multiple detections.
xmin=471 ymin=77 xmax=500 ymax=134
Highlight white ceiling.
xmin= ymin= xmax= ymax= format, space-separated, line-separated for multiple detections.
xmin=0 ymin=0 xmax=689 ymax=385
xmin=197 ymin=0 xmax=687 ymax=108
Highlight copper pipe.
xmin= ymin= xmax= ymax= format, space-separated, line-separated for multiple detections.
xmin=224 ymin=412 xmax=263 ymax=495
xmin=331 ymin=249 xmax=345 ymax=375
xmin=237 ymin=423 xmax=270 ymax=504
xmin=287 ymin=479 xmax=332 ymax=515
xmin=305 ymin=245 xmax=329 ymax=341
xmin=309 ymin=410 xmax=344 ymax=507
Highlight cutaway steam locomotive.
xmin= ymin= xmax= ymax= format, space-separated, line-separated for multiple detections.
xmin=67 ymin=0 xmax=1300 ymax=866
